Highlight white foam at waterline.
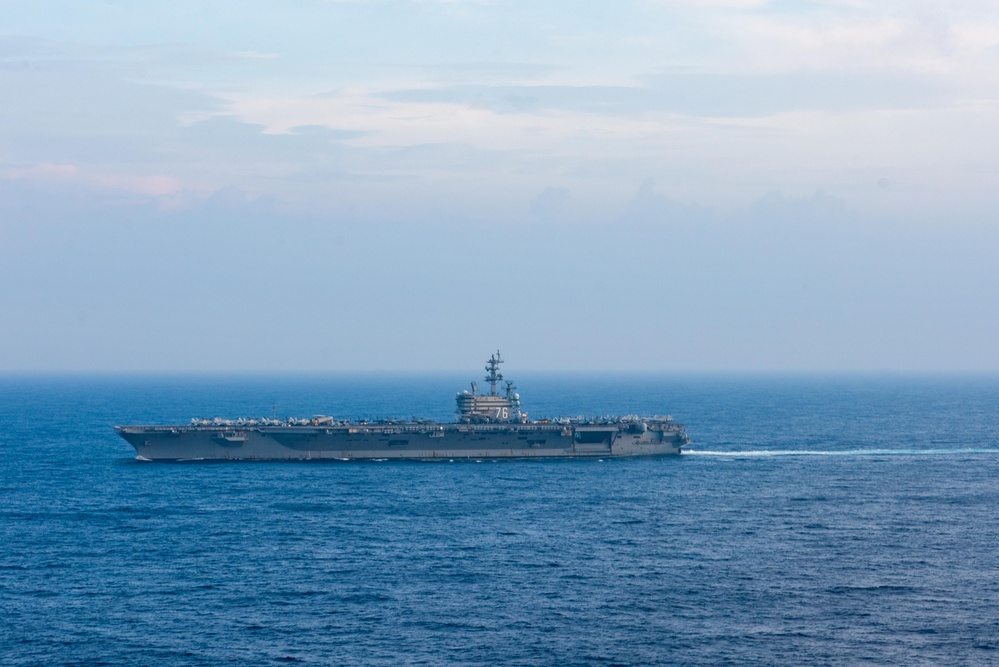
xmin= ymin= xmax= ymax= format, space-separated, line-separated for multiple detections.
xmin=683 ymin=448 xmax=999 ymax=457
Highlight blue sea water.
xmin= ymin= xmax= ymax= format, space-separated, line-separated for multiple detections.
xmin=2 ymin=373 xmax=999 ymax=666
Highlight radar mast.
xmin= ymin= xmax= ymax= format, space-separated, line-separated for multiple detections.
xmin=484 ymin=350 xmax=504 ymax=396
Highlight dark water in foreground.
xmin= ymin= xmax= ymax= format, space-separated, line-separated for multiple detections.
xmin=2 ymin=374 xmax=999 ymax=666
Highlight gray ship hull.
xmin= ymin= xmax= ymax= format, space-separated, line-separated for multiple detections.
xmin=116 ymin=422 xmax=687 ymax=461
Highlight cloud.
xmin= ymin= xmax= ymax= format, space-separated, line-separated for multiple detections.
xmin=744 ymin=190 xmax=852 ymax=224
xmin=381 ymin=70 xmax=956 ymax=119
xmin=202 ymin=185 xmax=279 ymax=214
xmin=648 ymin=0 xmax=767 ymax=8
xmin=418 ymin=62 xmax=559 ymax=85
xmin=2 ymin=6 xmax=997 ymax=223
xmin=231 ymin=51 xmax=280 ymax=60
xmin=2 ymin=162 xmax=184 ymax=197
xmin=621 ymin=178 xmax=712 ymax=226
xmin=530 ymin=186 xmax=569 ymax=217
xmin=699 ymin=4 xmax=999 ymax=74
xmin=321 ymin=0 xmax=494 ymax=3
xmin=1 ymin=163 xmax=78 ymax=179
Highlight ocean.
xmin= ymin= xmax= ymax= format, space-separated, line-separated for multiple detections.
xmin=2 ymin=373 xmax=998 ymax=666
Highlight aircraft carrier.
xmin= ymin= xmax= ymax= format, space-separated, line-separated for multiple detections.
xmin=116 ymin=352 xmax=689 ymax=460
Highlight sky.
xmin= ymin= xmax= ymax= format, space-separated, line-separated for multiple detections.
xmin=1 ymin=0 xmax=998 ymax=372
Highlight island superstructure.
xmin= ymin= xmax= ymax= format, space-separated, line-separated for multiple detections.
xmin=115 ymin=352 xmax=689 ymax=460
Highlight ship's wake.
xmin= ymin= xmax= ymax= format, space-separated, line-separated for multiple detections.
xmin=683 ymin=448 xmax=999 ymax=457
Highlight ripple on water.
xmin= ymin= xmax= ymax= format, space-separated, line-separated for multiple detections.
xmin=2 ymin=374 xmax=999 ymax=666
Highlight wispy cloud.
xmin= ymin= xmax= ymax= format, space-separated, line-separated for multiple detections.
xmin=2 ymin=2 xmax=998 ymax=219
xmin=2 ymin=163 xmax=186 ymax=197
xmin=231 ymin=50 xmax=280 ymax=60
